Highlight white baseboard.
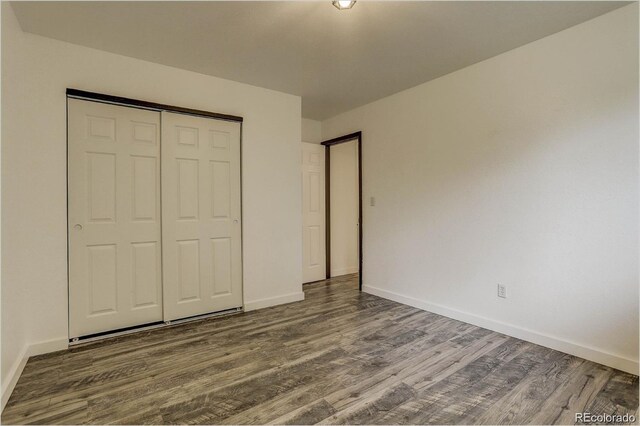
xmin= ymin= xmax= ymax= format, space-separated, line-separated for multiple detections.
xmin=1 ymin=337 xmax=67 ymax=411
xmin=363 ymin=285 xmax=639 ymax=375
xmin=1 ymin=346 xmax=28 ymax=412
xmin=244 ymin=291 xmax=305 ymax=312
xmin=330 ymin=266 xmax=359 ymax=277
xmin=28 ymin=338 xmax=68 ymax=357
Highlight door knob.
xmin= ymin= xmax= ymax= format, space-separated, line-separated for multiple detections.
xmin=233 ymin=219 xmax=239 ymax=224
xmin=73 ymin=224 xmax=83 ymax=231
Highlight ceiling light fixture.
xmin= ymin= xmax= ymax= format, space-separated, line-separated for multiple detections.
xmin=332 ymin=0 xmax=356 ymax=10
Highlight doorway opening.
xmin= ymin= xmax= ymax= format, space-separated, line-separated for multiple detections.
xmin=322 ymin=132 xmax=362 ymax=290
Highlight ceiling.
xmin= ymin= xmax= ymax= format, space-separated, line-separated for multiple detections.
xmin=11 ymin=1 xmax=628 ymax=120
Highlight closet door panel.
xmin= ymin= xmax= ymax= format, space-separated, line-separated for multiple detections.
xmin=162 ymin=112 xmax=242 ymax=321
xmin=68 ymin=99 xmax=162 ymax=338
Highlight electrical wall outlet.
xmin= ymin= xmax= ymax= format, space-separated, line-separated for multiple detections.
xmin=497 ymin=284 xmax=507 ymax=298
xmin=370 ymin=196 xmax=376 ymax=206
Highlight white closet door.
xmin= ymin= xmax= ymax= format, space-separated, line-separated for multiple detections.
xmin=302 ymin=143 xmax=326 ymax=283
xmin=68 ymin=99 xmax=162 ymax=338
xmin=161 ymin=112 xmax=243 ymax=321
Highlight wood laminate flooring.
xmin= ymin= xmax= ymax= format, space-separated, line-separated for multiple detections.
xmin=2 ymin=274 xmax=638 ymax=425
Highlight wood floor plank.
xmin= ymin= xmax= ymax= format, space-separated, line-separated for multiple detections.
xmin=1 ymin=274 xmax=637 ymax=425
xmin=380 ymin=338 xmax=532 ymax=425
xmin=527 ymin=359 xmax=613 ymax=425
xmin=472 ymin=349 xmax=579 ymax=424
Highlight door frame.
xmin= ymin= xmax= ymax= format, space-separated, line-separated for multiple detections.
xmin=321 ymin=131 xmax=363 ymax=290
xmin=66 ymin=88 xmax=245 ymax=342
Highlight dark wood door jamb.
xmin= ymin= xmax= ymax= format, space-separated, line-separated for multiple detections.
xmin=321 ymin=131 xmax=363 ymax=291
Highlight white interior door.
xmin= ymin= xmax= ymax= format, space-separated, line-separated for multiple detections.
xmin=68 ymin=99 xmax=162 ymax=338
xmin=161 ymin=112 xmax=243 ymax=321
xmin=302 ymin=143 xmax=326 ymax=283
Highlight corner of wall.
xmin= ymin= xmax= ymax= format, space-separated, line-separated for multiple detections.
xmin=0 ymin=345 xmax=28 ymax=412
xmin=1 ymin=338 xmax=68 ymax=411
xmin=301 ymin=118 xmax=322 ymax=144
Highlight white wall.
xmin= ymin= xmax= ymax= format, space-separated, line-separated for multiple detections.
xmin=1 ymin=2 xmax=303 ymax=405
xmin=1 ymin=3 xmax=29 ymax=409
xmin=322 ymin=4 xmax=639 ymax=374
xmin=330 ymin=140 xmax=359 ymax=277
xmin=302 ymin=118 xmax=322 ymax=144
